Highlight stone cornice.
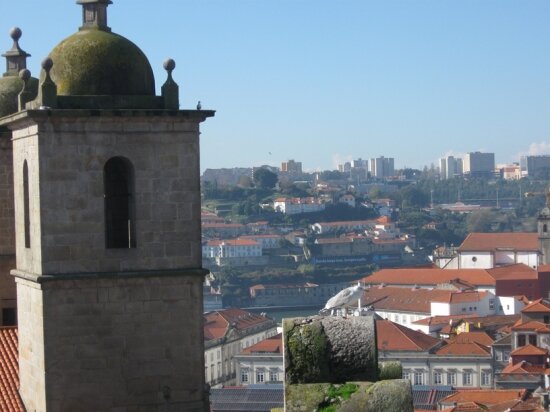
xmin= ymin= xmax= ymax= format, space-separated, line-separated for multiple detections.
xmin=0 ymin=108 xmax=215 ymax=130
xmin=11 ymin=267 xmax=208 ymax=283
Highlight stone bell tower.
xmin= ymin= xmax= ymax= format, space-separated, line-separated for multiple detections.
xmin=539 ymin=190 xmax=550 ymax=265
xmin=0 ymin=1 xmax=214 ymax=411
xmin=0 ymin=28 xmax=38 ymax=326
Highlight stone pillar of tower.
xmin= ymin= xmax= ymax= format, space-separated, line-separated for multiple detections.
xmin=538 ymin=190 xmax=550 ymax=265
xmin=0 ymin=28 xmax=38 ymax=327
xmin=0 ymin=2 xmax=214 ymax=411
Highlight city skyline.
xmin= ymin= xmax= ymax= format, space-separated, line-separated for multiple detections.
xmin=3 ymin=1 xmax=550 ymax=172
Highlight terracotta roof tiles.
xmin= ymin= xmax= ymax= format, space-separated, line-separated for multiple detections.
xmin=510 ymin=344 xmax=548 ymax=356
xmin=458 ymin=233 xmax=539 ymax=252
xmin=439 ymin=389 xmax=527 ymax=406
xmin=501 ymin=361 xmax=546 ymax=375
xmin=511 ymin=320 xmax=547 ymax=331
xmin=433 ymin=291 xmax=488 ymax=304
xmin=363 ymin=268 xmax=496 ymax=287
xmin=204 ymin=308 xmax=274 ymax=342
xmin=0 ymin=327 xmax=23 ymax=412
xmin=376 ymin=320 xmax=440 ymax=352
xmin=435 ymin=341 xmax=491 ymax=356
xmin=241 ymin=333 xmax=282 ymax=354
xmin=487 ymin=264 xmax=537 ymax=280
xmin=521 ymin=299 xmax=550 ymax=313
xmin=413 ymin=314 xmax=478 ymax=326
xmin=446 ymin=332 xmax=494 ymax=346
xmin=361 ymin=286 xmax=451 ymax=313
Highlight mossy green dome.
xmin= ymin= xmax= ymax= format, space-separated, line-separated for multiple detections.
xmin=45 ymin=29 xmax=155 ymax=96
xmin=0 ymin=76 xmax=38 ymax=117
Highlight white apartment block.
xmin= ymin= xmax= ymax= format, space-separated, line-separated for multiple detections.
xmin=234 ymin=334 xmax=283 ymax=385
xmin=273 ymin=197 xmax=325 ymax=215
xmin=204 ymin=309 xmax=278 ymax=388
xmin=202 ymin=239 xmax=262 ymax=258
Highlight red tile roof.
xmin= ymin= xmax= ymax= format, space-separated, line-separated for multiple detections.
xmin=413 ymin=314 xmax=478 ymax=326
xmin=458 ymin=314 xmax=520 ymax=330
xmin=376 ymin=320 xmax=440 ymax=352
xmin=511 ymin=320 xmax=547 ymax=332
xmin=441 ymin=402 xmax=487 ymax=412
xmin=433 ymin=291 xmax=488 ymax=304
xmin=363 ymin=268 xmax=496 ymax=287
xmin=439 ymin=389 xmax=527 ymax=406
xmin=521 ymin=299 xmax=550 ymax=313
xmin=510 ymin=344 xmax=548 ymax=356
xmin=487 ymin=264 xmax=538 ymax=280
xmin=0 ymin=327 xmax=23 ymax=412
xmin=361 ymin=286 xmax=453 ymax=313
xmin=458 ymin=233 xmax=539 ymax=252
xmin=204 ymin=308 xmax=274 ymax=342
xmin=447 ymin=332 xmax=494 ymax=346
xmin=241 ymin=333 xmax=282 ymax=354
xmin=501 ymin=361 xmax=546 ymax=375
xmin=435 ymin=341 xmax=491 ymax=356
xmin=442 ymin=399 xmax=544 ymax=412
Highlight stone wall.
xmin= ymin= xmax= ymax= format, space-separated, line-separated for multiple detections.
xmin=0 ymin=132 xmax=15 ymax=255
xmin=17 ymin=273 xmax=207 ymax=411
xmin=0 ymin=132 xmax=17 ymax=324
xmin=5 ymin=109 xmax=212 ymax=412
xmin=11 ymin=112 xmax=203 ymax=276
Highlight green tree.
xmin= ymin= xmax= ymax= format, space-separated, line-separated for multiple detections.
xmin=466 ymin=209 xmax=494 ymax=233
xmin=253 ymin=168 xmax=278 ymax=189
xmin=398 ymin=186 xmax=430 ymax=208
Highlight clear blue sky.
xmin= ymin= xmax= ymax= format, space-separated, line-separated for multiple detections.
xmin=3 ymin=1 xmax=550 ymax=172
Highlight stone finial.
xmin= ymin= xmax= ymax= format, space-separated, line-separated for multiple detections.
xmin=77 ymin=0 xmax=113 ymax=32
xmin=38 ymin=57 xmax=57 ymax=109
xmin=18 ymin=69 xmax=33 ymax=111
xmin=161 ymin=58 xmax=179 ymax=110
xmin=3 ymin=27 xmax=31 ymax=77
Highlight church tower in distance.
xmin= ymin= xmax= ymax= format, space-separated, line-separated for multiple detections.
xmin=0 ymin=1 xmax=214 ymax=410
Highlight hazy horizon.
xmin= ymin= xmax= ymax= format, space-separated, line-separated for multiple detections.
xmin=3 ymin=0 xmax=550 ymax=172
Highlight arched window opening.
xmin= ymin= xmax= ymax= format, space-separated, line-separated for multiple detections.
xmin=104 ymin=157 xmax=136 ymax=248
xmin=23 ymin=161 xmax=30 ymax=248
xmin=544 ymin=224 xmax=548 ymax=234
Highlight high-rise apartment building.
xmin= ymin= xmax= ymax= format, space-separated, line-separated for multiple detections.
xmin=522 ymin=155 xmax=550 ymax=178
xmin=352 ymin=158 xmax=369 ymax=169
xmin=338 ymin=162 xmax=352 ymax=173
xmin=463 ymin=152 xmax=495 ymax=178
xmin=281 ymin=159 xmax=302 ymax=174
xmin=439 ymin=155 xmax=463 ymax=180
xmin=369 ymin=156 xmax=395 ymax=179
